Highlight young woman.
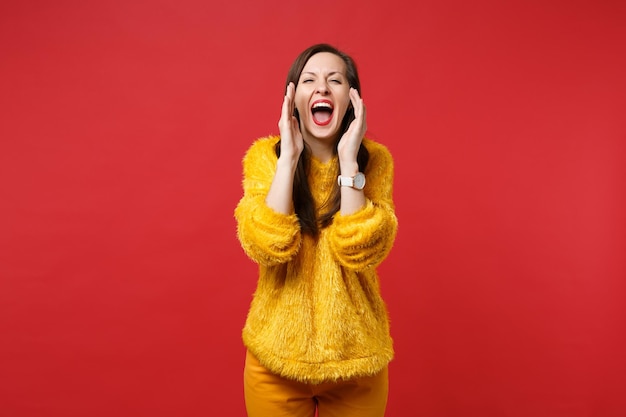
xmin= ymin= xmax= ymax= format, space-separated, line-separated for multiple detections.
xmin=235 ymin=43 xmax=398 ymax=417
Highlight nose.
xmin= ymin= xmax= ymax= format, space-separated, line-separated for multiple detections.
xmin=315 ymin=81 xmax=329 ymax=95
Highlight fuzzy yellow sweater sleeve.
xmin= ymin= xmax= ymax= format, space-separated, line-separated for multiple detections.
xmin=235 ymin=136 xmax=397 ymax=384
xmin=328 ymin=138 xmax=398 ymax=271
xmin=234 ymin=136 xmax=302 ymax=266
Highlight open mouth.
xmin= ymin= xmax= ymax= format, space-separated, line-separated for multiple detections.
xmin=311 ymin=100 xmax=334 ymax=126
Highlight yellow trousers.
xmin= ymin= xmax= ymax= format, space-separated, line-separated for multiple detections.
xmin=243 ymin=351 xmax=388 ymax=417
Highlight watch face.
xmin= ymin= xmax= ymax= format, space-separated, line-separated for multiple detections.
xmin=353 ymin=173 xmax=366 ymax=189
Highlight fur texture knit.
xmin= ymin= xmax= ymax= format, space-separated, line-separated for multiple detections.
xmin=235 ymin=135 xmax=398 ymax=384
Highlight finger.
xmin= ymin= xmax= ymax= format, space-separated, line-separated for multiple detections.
xmin=291 ymin=115 xmax=301 ymax=135
xmin=349 ymin=87 xmax=362 ymax=103
xmin=350 ymin=88 xmax=363 ymax=119
xmin=287 ymin=82 xmax=297 ymax=116
xmin=280 ymin=84 xmax=295 ymax=120
xmin=348 ymin=88 xmax=367 ymax=138
xmin=280 ymin=94 xmax=291 ymax=126
xmin=358 ymin=102 xmax=366 ymax=128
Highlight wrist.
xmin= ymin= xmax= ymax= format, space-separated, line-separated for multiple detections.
xmin=276 ymin=157 xmax=298 ymax=178
xmin=339 ymin=160 xmax=359 ymax=176
xmin=277 ymin=153 xmax=299 ymax=168
xmin=338 ymin=172 xmax=366 ymax=190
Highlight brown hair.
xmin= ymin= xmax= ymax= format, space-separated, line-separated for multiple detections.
xmin=275 ymin=44 xmax=369 ymax=236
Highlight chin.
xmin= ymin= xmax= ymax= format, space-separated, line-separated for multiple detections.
xmin=311 ymin=128 xmax=340 ymax=142
xmin=305 ymin=121 xmax=340 ymax=140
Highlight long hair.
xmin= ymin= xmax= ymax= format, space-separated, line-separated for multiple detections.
xmin=275 ymin=44 xmax=369 ymax=236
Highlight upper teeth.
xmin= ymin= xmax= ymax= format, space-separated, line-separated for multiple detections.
xmin=313 ymin=102 xmax=332 ymax=109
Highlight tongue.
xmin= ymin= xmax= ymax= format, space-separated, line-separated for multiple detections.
xmin=313 ymin=110 xmax=332 ymax=124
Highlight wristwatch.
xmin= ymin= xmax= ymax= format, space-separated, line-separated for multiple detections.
xmin=337 ymin=172 xmax=366 ymax=190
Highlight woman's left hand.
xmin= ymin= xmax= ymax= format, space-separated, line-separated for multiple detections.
xmin=337 ymin=88 xmax=367 ymax=168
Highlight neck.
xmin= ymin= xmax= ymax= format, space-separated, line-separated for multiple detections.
xmin=303 ymin=135 xmax=337 ymax=163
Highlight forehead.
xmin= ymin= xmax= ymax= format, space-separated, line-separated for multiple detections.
xmin=302 ymin=52 xmax=346 ymax=74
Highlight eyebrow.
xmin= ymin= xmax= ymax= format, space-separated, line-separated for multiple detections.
xmin=301 ymin=71 xmax=345 ymax=77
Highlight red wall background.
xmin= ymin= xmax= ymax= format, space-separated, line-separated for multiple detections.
xmin=1 ymin=1 xmax=624 ymax=416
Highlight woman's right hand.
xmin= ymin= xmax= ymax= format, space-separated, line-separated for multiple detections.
xmin=277 ymin=82 xmax=304 ymax=162
xmin=266 ymin=82 xmax=301 ymax=214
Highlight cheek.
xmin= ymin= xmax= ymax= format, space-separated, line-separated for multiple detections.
xmin=294 ymin=95 xmax=308 ymax=116
xmin=335 ymin=97 xmax=351 ymax=119
xmin=334 ymin=89 xmax=351 ymax=111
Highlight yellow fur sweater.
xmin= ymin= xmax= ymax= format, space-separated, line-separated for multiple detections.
xmin=235 ymin=135 xmax=398 ymax=384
